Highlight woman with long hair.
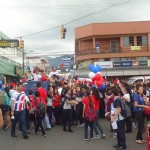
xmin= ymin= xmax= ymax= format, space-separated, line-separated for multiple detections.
xmin=133 ymin=85 xmax=147 ymax=144
xmin=92 ymin=87 xmax=105 ymax=138
xmin=82 ymin=89 xmax=95 ymax=142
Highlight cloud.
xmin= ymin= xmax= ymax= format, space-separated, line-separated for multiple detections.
xmin=0 ymin=0 xmax=150 ymax=56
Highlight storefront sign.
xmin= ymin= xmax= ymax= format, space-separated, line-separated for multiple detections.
xmin=139 ymin=61 xmax=147 ymax=66
xmin=122 ymin=61 xmax=132 ymax=67
xmin=78 ymin=60 xmax=91 ymax=69
xmin=94 ymin=61 xmax=113 ymax=69
xmin=132 ymin=60 xmax=139 ymax=67
xmin=0 ymin=39 xmax=19 ymax=48
xmin=113 ymin=62 xmax=122 ymax=68
xmin=15 ymin=66 xmax=22 ymax=76
xmin=131 ymin=46 xmax=141 ymax=51
xmin=147 ymin=60 xmax=150 ymax=67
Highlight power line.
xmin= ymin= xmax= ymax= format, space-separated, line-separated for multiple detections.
xmin=16 ymin=0 xmax=132 ymax=38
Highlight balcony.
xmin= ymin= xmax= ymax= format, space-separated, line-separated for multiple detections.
xmin=75 ymin=45 xmax=149 ymax=61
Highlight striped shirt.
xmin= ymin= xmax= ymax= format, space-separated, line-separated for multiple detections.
xmin=12 ymin=92 xmax=29 ymax=111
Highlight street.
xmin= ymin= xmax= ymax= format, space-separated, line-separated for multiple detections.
xmin=0 ymin=119 xmax=147 ymax=150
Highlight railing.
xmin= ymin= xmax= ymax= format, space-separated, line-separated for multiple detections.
xmin=75 ymin=46 xmax=148 ymax=56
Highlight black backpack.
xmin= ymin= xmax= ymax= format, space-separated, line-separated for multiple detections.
xmin=35 ymin=98 xmax=46 ymax=119
xmin=120 ymin=99 xmax=131 ymax=118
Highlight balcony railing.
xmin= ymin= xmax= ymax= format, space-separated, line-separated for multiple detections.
xmin=76 ymin=46 xmax=148 ymax=56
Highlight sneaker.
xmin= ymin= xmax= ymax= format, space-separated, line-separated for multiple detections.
xmin=132 ymin=122 xmax=137 ymax=129
xmin=23 ymin=135 xmax=29 ymax=139
xmin=90 ymin=138 xmax=94 ymax=142
xmin=41 ymin=134 xmax=46 ymax=138
xmin=33 ymin=129 xmax=36 ymax=135
xmin=27 ymin=130 xmax=30 ymax=134
xmin=2 ymin=125 xmax=8 ymax=131
xmin=101 ymin=133 xmax=106 ymax=138
xmin=96 ymin=135 xmax=100 ymax=139
xmin=80 ymin=123 xmax=85 ymax=127
xmin=84 ymin=139 xmax=88 ymax=143
xmin=68 ymin=129 xmax=73 ymax=132
xmin=76 ymin=125 xmax=80 ymax=128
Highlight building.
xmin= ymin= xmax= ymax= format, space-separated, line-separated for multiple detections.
xmin=0 ymin=31 xmax=23 ymax=82
xmin=75 ymin=20 xmax=150 ymax=77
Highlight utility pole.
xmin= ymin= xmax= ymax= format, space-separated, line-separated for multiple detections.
xmin=20 ymin=37 xmax=24 ymax=74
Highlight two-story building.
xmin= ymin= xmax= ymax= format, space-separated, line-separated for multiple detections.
xmin=75 ymin=20 xmax=150 ymax=77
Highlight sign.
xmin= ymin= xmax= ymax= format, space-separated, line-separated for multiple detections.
xmin=0 ymin=39 xmax=19 ymax=48
xmin=94 ymin=61 xmax=113 ymax=69
xmin=78 ymin=60 xmax=91 ymax=69
xmin=139 ymin=61 xmax=147 ymax=67
xmin=132 ymin=60 xmax=139 ymax=67
xmin=122 ymin=61 xmax=132 ymax=67
xmin=131 ymin=46 xmax=141 ymax=51
xmin=62 ymin=57 xmax=71 ymax=68
xmin=15 ymin=66 xmax=22 ymax=76
xmin=147 ymin=60 xmax=150 ymax=67
xmin=113 ymin=62 xmax=122 ymax=68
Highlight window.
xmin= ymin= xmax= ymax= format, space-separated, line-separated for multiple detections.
xmin=137 ymin=35 xmax=148 ymax=46
xmin=123 ymin=36 xmax=134 ymax=46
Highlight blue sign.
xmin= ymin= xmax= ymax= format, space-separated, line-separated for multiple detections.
xmin=122 ymin=61 xmax=132 ymax=67
xmin=62 ymin=57 xmax=71 ymax=68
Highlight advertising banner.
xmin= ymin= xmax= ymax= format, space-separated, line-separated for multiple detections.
xmin=113 ymin=62 xmax=122 ymax=68
xmin=132 ymin=60 xmax=139 ymax=67
xmin=131 ymin=46 xmax=141 ymax=51
xmin=122 ymin=61 xmax=132 ymax=67
xmin=94 ymin=61 xmax=113 ymax=68
xmin=139 ymin=61 xmax=147 ymax=67
xmin=147 ymin=60 xmax=150 ymax=67
xmin=78 ymin=60 xmax=91 ymax=69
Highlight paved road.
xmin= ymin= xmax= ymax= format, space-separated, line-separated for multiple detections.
xmin=0 ymin=119 xmax=147 ymax=150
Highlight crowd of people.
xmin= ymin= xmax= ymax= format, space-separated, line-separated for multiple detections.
xmin=0 ymin=69 xmax=150 ymax=150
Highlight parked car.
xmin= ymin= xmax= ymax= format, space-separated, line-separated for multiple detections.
xmin=126 ymin=76 xmax=150 ymax=85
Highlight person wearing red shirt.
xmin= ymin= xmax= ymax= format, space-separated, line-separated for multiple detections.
xmin=82 ymin=89 xmax=94 ymax=142
xmin=37 ymin=82 xmax=47 ymax=104
xmin=32 ymin=91 xmax=46 ymax=137
xmin=92 ymin=87 xmax=105 ymax=139
xmin=53 ymin=88 xmax=61 ymax=125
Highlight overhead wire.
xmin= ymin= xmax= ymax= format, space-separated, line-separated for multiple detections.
xmin=15 ymin=0 xmax=132 ymax=38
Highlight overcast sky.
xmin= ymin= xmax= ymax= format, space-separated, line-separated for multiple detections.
xmin=0 ymin=0 xmax=150 ymax=57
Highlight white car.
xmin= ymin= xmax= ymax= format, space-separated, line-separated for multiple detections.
xmin=126 ymin=76 xmax=150 ymax=85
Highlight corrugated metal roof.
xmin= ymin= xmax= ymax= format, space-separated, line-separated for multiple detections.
xmin=0 ymin=31 xmax=10 ymax=39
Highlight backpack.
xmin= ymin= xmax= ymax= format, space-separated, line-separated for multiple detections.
xmin=0 ymin=90 xmax=5 ymax=105
xmin=35 ymin=98 xmax=46 ymax=119
xmin=120 ymin=99 xmax=131 ymax=118
xmin=85 ymin=107 xmax=97 ymax=121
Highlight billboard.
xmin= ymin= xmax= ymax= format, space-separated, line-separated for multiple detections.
xmin=0 ymin=39 xmax=19 ymax=48
xmin=131 ymin=46 xmax=141 ymax=51
xmin=62 ymin=57 xmax=71 ymax=68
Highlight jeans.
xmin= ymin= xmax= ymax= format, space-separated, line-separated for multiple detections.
xmin=117 ymin=119 xmax=126 ymax=148
xmin=11 ymin=110 xmax=27 ymax=137
xmin=84 ymin=119 xmax=94 ymax=139
xmin=94 ymin=110 xmax=104 ymax=136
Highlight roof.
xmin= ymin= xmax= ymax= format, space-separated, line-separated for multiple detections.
xmin=0 ymin=31 xmax=10 ymax=39
xmin=75 ymin=20 xmax=150 ymax=39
